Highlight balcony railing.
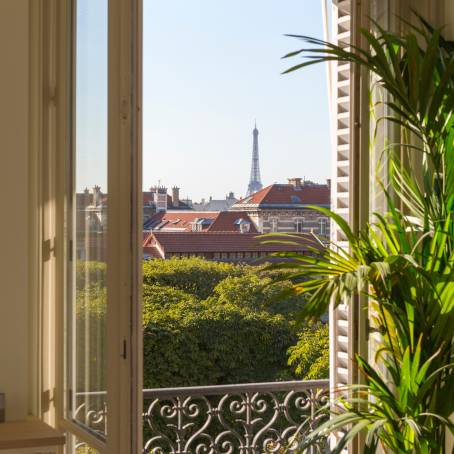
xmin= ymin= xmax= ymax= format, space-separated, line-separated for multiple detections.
xmin=75 ymin=379 xmax=329 ymax=453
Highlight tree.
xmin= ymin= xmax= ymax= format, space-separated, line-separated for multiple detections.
xmin=208 ymin=273 xmax=306 ymax=318
xmin=143 ymin=298 xmax=296 ymax=388
xmin=143 ymin=256 xmax=244 ymax=299
xmin=287 ymin=323 xmax=329 ymax=380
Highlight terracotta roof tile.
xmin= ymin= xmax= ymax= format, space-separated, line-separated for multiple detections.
xmin=144 ymin=211 xmax=258 ymax=233
xmin=234 ymin=183 xmax=330 ymax=207
xmin=207 ymin=211 xmax=258 ymax=233
xmin=144 ymin=232 xmax=321 ymax=254
xmin=144 ymin=211 xmax=218 ymax=231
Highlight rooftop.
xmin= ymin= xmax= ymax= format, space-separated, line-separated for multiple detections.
xmin=143 ymin=210 xmax=258 ymax=233
xmin=232 ymin=181 xmax=330 ymax=209
xmin=144 ymin=231 xmax=321 ymax=255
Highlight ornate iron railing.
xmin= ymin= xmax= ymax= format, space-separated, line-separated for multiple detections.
xmin=143 ymin=380 xmax=329 ymax=454
xmin=74 ymin=379 xmax=329 ymax=453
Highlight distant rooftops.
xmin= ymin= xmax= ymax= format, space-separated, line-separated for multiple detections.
xmin=143 ymin=210 xmax=258 ymax=234
xmin=143 ymin=231 xmax=321 ymax=259
xmin=192 ymin=192 xmax=238 ymax=212
xmin=232 ymin=178 xmax=330 ymax=209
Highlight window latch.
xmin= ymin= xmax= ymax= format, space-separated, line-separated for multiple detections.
xmin=122 ymin=339 xmax=127 ymax=359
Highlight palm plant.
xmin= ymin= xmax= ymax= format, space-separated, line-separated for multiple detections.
xmin=265 ymin=16 xmax=454 ymax=453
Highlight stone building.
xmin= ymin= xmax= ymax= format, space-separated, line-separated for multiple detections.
xmin=230 ymin=178 xmax=330 ymax=238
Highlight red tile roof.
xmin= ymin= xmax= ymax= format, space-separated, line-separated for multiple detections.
xmin=144 ymin=211 xmax=219 ymax=232
xmin=144 ymin=211 xmax=257 ymax=233
xmin=234 ymin=183 xmax=330 ymax=207
xmin=144 ymin=232 xmax=321 ymax=254
xmin=207 ymin=211 xmax=258 ymax=233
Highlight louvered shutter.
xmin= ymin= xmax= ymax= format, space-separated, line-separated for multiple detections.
xmin=329 ymin=0 xmax=352 ymax=399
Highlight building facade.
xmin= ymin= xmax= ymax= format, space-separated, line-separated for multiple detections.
xmin=231 ymin=178 xmax=330 ymax=237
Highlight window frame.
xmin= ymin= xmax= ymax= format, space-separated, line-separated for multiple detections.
xmin=32 ymin=1 xmax=143 ymax=453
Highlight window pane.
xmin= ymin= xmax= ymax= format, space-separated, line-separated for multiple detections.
xmin=75 ymin=438 xmax=100 ymax=454
xmin=69 ymin=0 xmax=108 ymax=438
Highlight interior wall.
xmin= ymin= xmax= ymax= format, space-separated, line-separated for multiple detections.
xmin=0 ymin=0 xmax=30 ymax=421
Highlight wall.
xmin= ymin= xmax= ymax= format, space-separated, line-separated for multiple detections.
xmin=0 ymin=0 xmax=30 ymax=421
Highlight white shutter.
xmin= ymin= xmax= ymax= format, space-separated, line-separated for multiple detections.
xmin=328 ymin=1 xmax=354 ymax=451
xmin=329 ymin=0 xmax=352 ymax=395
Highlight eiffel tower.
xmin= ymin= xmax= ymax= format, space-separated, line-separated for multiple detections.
xmin=246 ymin=122 xmax=263 ymax=196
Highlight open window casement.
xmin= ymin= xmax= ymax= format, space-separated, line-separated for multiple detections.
xmin=33 ymin=1 xmax=143 ymax=453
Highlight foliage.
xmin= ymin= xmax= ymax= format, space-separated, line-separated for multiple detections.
xmin=143 ymin=298 xmax=296 ymax=388
xmin=143 ymin=283 xmax=198 ymax=314
xmin=75 ymin=268 xmax=107 ymax=393
xmin=287 ymin=323 xmax=329 ymax=380
xmin=76 ymin=260 xmax=106 ymax=291
xmin=273 ymin=14 xmax=454 ymax=453
xmin=143 ymin=256 xmax=244 ymax=299
xmin=208 ymin=273 xmax=306 ymax=317
xmin=75 ymin=258 xmax=329 ymax=392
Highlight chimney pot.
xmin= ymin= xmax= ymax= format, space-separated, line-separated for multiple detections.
xmin=172 ymin=186 xmax=180 ymax=207
xmin=288 ymin=178 xmax=302 ymax=188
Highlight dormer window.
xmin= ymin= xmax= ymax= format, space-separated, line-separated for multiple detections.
xmin=235 ymin=218 xmax=251 ymax=233
xmin=239 ymin=222 xmax=250 ymax=233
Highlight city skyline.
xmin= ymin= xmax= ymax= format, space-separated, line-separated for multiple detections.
xmin=76 ymin=1 xmax=331 ymax=201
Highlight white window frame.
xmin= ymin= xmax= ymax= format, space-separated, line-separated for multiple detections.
xmin=31 ymin=1 xmax=143 ymax=453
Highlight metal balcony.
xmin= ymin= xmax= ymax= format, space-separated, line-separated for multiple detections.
xmin=75 ymin=379 xmax=329 ymax=453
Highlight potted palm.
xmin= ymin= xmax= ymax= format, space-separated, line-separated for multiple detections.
xmin=266 ymin=16 xmax=454 ymax=453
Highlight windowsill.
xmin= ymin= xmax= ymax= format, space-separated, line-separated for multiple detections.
xmin=0 ymin=420 xmax=65 ymax=451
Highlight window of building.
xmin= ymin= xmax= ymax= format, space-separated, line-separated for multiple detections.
xmin=270 ymin=217 xmax=278 ymax=232
xmin=294 ymin=218 xmax=304 ymax=233
xmin=319 ymin=217 xmax=328 ymax=236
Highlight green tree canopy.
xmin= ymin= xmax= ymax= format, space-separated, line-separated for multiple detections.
xmin=143 ymin=257 xmax=245 ymax=299
xmin=287 ymin=323 xmax=329 ymax=380
xmin=143 ymin=297 xmax=296 ymax=388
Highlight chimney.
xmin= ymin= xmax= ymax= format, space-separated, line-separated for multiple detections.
xmin=151 ymin=185 xmax=168 ymax=212
xmin=288 ymin=178 xmax=302 ymax=188
xmin=326 ymin=178 xmax=331 ymax=190
xmin=93 ymin=185 xmax=102 ymax=206
xmin=227 ymin=191 xmax=234 ymax=200
xmin=172 ymin=186 xmax=180 ymax=207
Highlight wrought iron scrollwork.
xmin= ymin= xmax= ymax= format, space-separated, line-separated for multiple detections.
xmin=143 ymin=380 xmax=329 ymax=454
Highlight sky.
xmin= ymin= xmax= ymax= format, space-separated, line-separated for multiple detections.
xmin=76 ymin=1 xmax=331 ymax=201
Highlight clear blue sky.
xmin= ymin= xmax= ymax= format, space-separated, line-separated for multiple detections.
xmin=76 ymin=1 xmax=331 ymax=201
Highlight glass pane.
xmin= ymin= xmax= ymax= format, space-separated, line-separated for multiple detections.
xmin=75 ymin=438 xmax=101 ymax=454
xmin=69 ymin=0 xmax=108 ymax=438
